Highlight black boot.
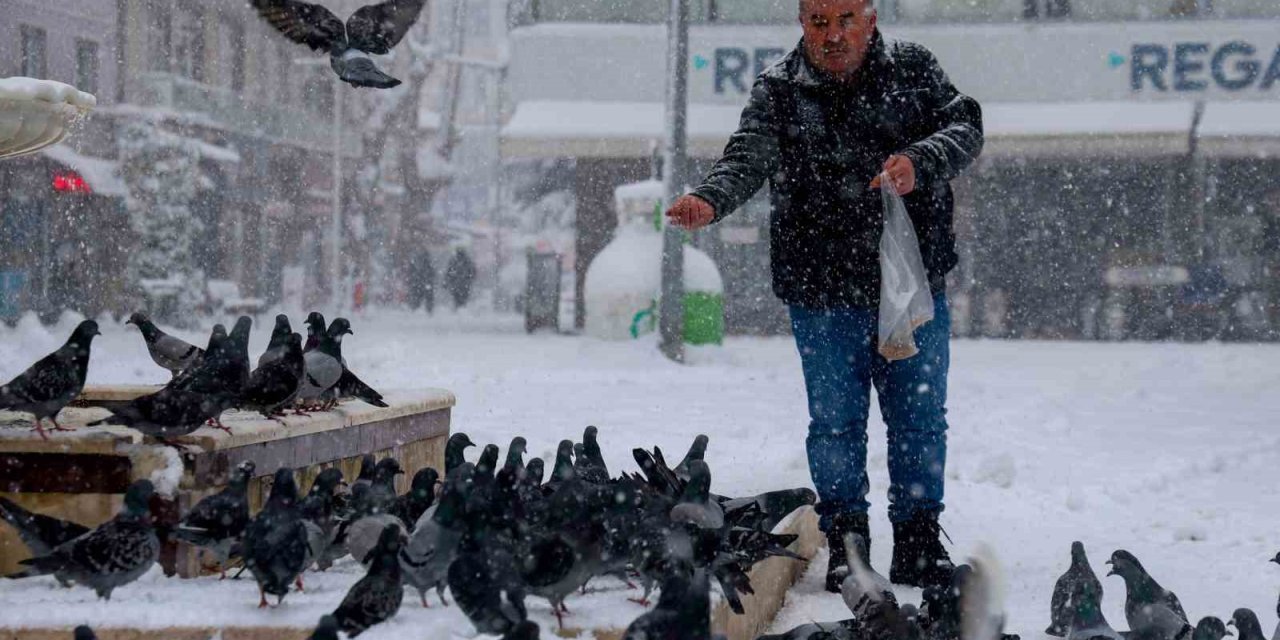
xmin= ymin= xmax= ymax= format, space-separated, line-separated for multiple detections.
xmin=824 ymin=512 xmax=870 ymax=593
xmin=889 ymin=511 xmax=956 ymax=588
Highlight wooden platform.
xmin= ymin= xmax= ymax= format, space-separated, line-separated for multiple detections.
xmin=0 ymin=386 xmax=454 ymax=578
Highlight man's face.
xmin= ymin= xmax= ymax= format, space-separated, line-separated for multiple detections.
xmin=799 ymin=0 xmax=877 ymax=78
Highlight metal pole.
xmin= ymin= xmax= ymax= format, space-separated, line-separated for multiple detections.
xmin=490 ymin=66 xmax=504 ymax=307
xmin=660 ymin=0 xmax=689 ymax=362
xmin=331 ymin=76 xmax=343 ymax=308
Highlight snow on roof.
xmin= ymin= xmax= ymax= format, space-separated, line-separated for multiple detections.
xmin=0 ymin=77 xmax=96 ymax=109
xmin=39 ymin=144 xmax=129 ymax=197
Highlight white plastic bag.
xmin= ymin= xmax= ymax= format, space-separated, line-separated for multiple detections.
xmin=877 ymin=173 xmax=935 ymax=361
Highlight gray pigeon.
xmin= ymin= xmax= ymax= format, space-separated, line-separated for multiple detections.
xmin=8 ymin=480 xmax=159 ymax=600
xmin=668 ymin=461 xmax=724 ymax=530
xmin=673 ymin=434 xmax=709 ymax=482
xmin=1047 ymin=542 xmax=1104 ymax=637
xmin=347 ymin=513 xmax=406 ymax=568
xmin=242 ymin=468 xmax=311 ymax=607
xmin=299 ymin=467 xmax=348 ymax=571
xmin=73 ymin=626 xmax=97 ymax=640
xmin=296 ymin=319 xmax=346 ymax=409
xmin=1228 ymin=609 xmax=1267 ymax=640
xmin=621 ymin=565 xmax=711 ymax=640
xmin=1107 ymin=550 xmax=1188 ymax=634
xmin=401 ymin=462 xmax=472 ymax=607
xmin=127 ymin=313 xmax=201 ymax=377
xmin=333 ymin=524 xmax=405 ymax=637
xmin=445 ymin=432 xmax=476 ymax=476
xmin=841 ymin=532 xmax=895 ymax=617
xmin=257 ymin=314 xmax=294 ymax=369
xmin=1193 ymin=617 xmax=1231 ymax=640
xmin=170 ymin=460 xmax=255 ymax=577
xmin=251 ymin=0 xmax=428 ymax=89
xmin=0 ymin=319 xmax=99 ymax=440
xmin=308 ymin=614 xmax=340 ymax=640
xmin=240 ymin=333 xmax=306 ymax=417
xmin=1065 ymin=579 xmax=1123 ymax=640
xmin=757 ymin=621 xmax=861 ymax=640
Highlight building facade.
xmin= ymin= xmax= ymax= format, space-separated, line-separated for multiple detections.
xmin=501 ymin=0 xmax=1280 ymax=339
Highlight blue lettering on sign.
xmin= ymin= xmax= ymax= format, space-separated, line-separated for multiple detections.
xmin=714 ymin=47 xmax=789 ymax=94
xmin=1129 ymin=42 xmax=1280 ymax=92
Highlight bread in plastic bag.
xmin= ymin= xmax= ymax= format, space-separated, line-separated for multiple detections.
xmin=877 ymin=173 xmax=935 ymax=361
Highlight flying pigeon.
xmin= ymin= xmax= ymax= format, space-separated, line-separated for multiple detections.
xmin=0 ymin=319 xmax=99 ymax=440
xmin=127 ymin=312 xmax=201 ymax=377
xmin=1228 ymin=609 xmax=1268 ymax=640
xmin=332 ymin=524 xmax=405 ymax=637
xmin=257 ymin=314 xmax=294 ymax=368
xmin=308 ymin=615 xmax=340 ymax=640
xmin=170 ymin=460 xmax=255 ymax=577
xmin=1106 ymin=550 xmax=1188 ymax=634
xmin=251 ymin=0 xmax=428 ymax=89
xmin=8 ymin=480 xmax=159 ymax=600
xmin=0 ymin=496 xmax=90 ymax=586
xmin=1193 ymin=617 xmax=1231 ymax=640
xmin=240 ymin=333 xmax=306 ymax=417
xmin=242 ymin=468 xmax=311 ymax=607
xmin=1047 ymin=542 xmax=1104 ymax=637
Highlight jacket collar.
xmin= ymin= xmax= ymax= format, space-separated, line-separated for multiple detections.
xmin=774 ymin=29 xmax=891 ymax=90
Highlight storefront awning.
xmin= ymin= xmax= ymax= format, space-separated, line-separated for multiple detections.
xmin=1196 ymin=102 xmax=1280 ymax=159
xmin=502 ymin=100 xmax=1200 ymax=160
xmin=39 ymin=145 xmax=129 ymax=197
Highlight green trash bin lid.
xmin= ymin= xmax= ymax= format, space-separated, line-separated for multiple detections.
xmin=683 ymin=292 xmax=724 ymax=346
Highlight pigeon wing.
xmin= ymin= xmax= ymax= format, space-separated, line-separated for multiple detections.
xmin=1 ymin=350 xmax=78 ymax=407
xmin=346 ymin=0 xmax=428 ymax=55
xmin=0 ymin=497 xmax=91 ymax=556
xmin=252 ymin=0 xmax=347 ymax=51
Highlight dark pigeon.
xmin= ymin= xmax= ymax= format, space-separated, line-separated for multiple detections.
xmin=352 ymin=453 xmax=378 ymax=495
xmin=73 ymin=625 xmax=97 ymax=640
xmin=240 ymin=333 xmax=305 ymax=417
xmin=303 ymin=312 xmax=327 ymax=353
xmin=88 ymin=386 xmax=238 ymax=441
xmin=579 ymin=425 xmax=610 ymax=483
xmin=445 ymin=432 xmax=476 ymax=476
xmin=127 ymin=312 xmax=201 ymax=377
xmin=548 ymin=440 xmax=576 ymax=488
xmin=299 ymin=467 xmax=349 ymax=571
xmin=477 ymin=444 xmax=501 ymax=479
xmin=328 ymin=318 xmax=387 ymax=408
xmin=8 ymin=480 xmax=159 ymax=600
xmin=503 ymin=437 xmax=528 ymax=476
xmin=390 ymin=467 xmax=439 ymax=528
xmin=1228 ymin=609 xmax=1268 ymax=640
xmin=1193 ymin=617 xmax=1231 ymax=640
xmin=0 ymin=319 xmax=99 ymax=440
xmin=333 ymin=524 xmax=405 ymax=637
xmin=308 ymin=614 xmax=340 ymax=640
xmin=169 ymin=322 xmax=249 ymax=404
xmin=0 ymin=496 xmax=90 ymax=587
xmin=502 ymin=621 xmax=541 ymax=640
xmin=257 ymin=314 xmax=294 ymax=368
xmin=171 ymin=460 xmax=255 ymax=577
xmin=757 ymin=621 xmax=862 ymax=640
xmin=1047 ymin=542 xmax=1104 ymax=637
xmin=524 ymin=458 xmax=545 ymax=487
xmin=717 ymin=488 xmax=817 ymax=533
xmin=242 ymin=468 xmax=311 ymax=607
xmin=1107 ymin=550 xmax=1188 ymax=635
xmin=1065 ymin=579 xmax=1123 ymax=640
xmin=251 ymin=0 xmax=428 ymax=89
xmin=673 ymin=434 xmax=709 ymax=482
xmin=621 ymin=565 xmax=712 ymax=640
xmin=668 ymin=461 xmax=724 ymax=530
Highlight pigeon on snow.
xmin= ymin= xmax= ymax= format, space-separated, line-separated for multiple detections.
xmin=170 ymin=460 xmax=255 ymax=577
xmin=73 ymin=626 xmax=97 ymax=640
xmin=127 ymin=312 xmax=201 ymax=377
xmin=7 ymin=480 xmax=159 ymax=600
xmin=251 ymin=0 xmax=428 ymax=89
xmin=0 ymin=319 xmax=100 ymax=440
xmin=389 ymin=466 xmax=439 ymax=528
xmin=400 ymin=464 xmax=469 ymax=608
xmin=299 ymin=467 xmax=349 ymax=571
xmin=242 ymin=468 xmax=311 ymax=607
xmin=840 ymin=532 xmax=895 ymax=618
xmin=1106 ymin=549 xmax=1188 ymax=635
xmin=1047 ymin=541 xmax=1104 ymax=637
xmin=332 ymin=524 xmax=405 ymax=637
xmin=621 ymin=564 xmax=712 ymax=640
xmin=1064 ymin=579 xmax=1123 ymax=640
xmin=1228 ymin=609 xmax=1268 ymax=640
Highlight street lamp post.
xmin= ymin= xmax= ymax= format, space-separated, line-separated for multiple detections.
xmin=660 ymin=0 xmax=690 ymax=363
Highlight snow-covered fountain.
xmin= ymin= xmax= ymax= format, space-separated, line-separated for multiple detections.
xmin=0 ymin=77 xmax=96 ymax=160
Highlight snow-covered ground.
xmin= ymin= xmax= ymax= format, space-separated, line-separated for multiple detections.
xmin=0 ymin=308 xmax=1278 ymax=638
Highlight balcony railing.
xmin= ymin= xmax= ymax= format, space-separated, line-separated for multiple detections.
xmin=133 ymin=72 xmax=362 ymax=153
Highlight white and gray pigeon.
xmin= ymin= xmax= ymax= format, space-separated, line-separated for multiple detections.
xmin=0 ymin=319 xmax=99 ymax=440
xmin=7 ymin=480 xmax=159 ymax=600
xmin=840 ymin=532 xmax=895 ymax=618
xmin=1047 ymin=541 xmax=1104 ymax=637
xmin=332 ymin=524 xmax=405 ymax=638
xmin=1107 ymin=550 xmax=1189 ymax=634
xmin=400 ymin=464 xmax=471 ymax=608
xmin=296 ymin=318 xmax=347 ymax=408
xmin=1228 ymin=609 xmax=1269 ymax=640
xmin=127 ymin=312 xmax=201 ymax=377
xmin=251 ymin=0 xmax=427 ymax=89
xmin=1065 ymin=580 xmax=1124 ymax=640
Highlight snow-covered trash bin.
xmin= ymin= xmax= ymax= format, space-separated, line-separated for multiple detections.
xmin=585 ymin=180 xmax=725 ymax=345
xmin=0 ymin=77 xmax=96 ymax=160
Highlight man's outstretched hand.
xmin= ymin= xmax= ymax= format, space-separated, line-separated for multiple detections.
xmin=666 ymin=195 xmax=715 ymax=230
xmin=869 ymin=154 xmax=916 ymax=196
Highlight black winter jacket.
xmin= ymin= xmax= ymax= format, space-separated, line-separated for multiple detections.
xmin=691 ymin=31 xmax=983 ymax=309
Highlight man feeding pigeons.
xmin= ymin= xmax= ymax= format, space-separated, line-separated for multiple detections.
xmin=666 ymin=0 xmax=983 ymax=591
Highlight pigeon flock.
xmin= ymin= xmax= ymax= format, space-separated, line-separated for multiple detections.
xmin=1044 ymin=541 xmax=1280 ymax=640
xmin=0 ymin=312 xmax=387 ymax=443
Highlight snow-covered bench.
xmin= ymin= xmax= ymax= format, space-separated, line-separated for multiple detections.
xmin=205 ymin=279 xmax=267 ymax=318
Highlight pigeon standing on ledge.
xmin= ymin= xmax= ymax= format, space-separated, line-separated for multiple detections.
xmin=0 ymin=320 xmax=99 ymax=440
xmin=251 ymin=0 xmax=428 ymax=89
xmin=127 ymin=313 xmax=201 ymax=377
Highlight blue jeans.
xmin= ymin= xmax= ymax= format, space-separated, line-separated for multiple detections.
xmin=790 ymin=293 xmax=950 ymax=530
